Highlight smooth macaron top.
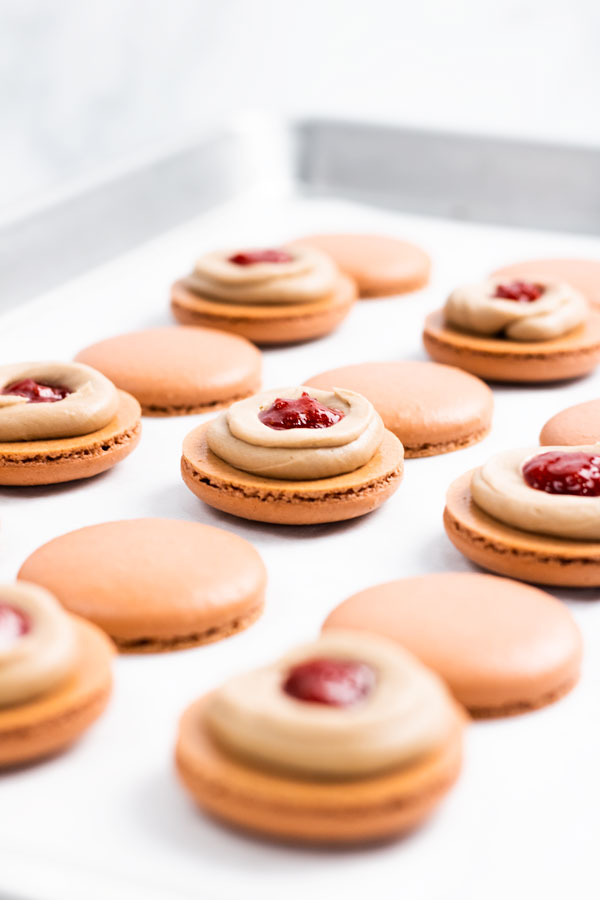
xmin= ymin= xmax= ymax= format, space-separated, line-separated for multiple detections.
xmin=75 ymin=326 xmax=261 ymax=412
xmin=540 ymin=398 xmax=600 ymax=446
xmin=18 ymin=519 xmax=267 ymax=645
xmin=290 ymin=234 xmax=430 ymax=296
xmin=306 ymin=360 xmax=493 ymax=452
xmin=323 ymin=572 xmax=582 ymax=713
xmin=491 ymin=258 xmax=600 ymax=307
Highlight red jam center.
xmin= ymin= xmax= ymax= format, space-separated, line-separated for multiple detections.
xmin=283 ymin=658 xmax=376 ymax=707
xmin=228 ymin=248 xmax=294 ymax=266
xmin=2 ymin=379 xmax=71 ymax=403
xmin=259 ymin=392 xmax=344 ymax=430
xmin=0 ymin=604 xmax=30 ymax=651
xmin=523 ymin=451 xmax=600 ymax=496
xmin=493 ymin=280 xmax=544 ymax=302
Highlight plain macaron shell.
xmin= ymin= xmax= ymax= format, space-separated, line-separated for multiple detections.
xmin=540 ymin=398 xmax=600 ymax=445
xmin=306 ymin=360 xmax=493 ymax=456
xmin=18 ymin=519 xmax=267 ymax=651
xmin=323 ymin=572 xmax=582 ymax=717
xmin=290 ymin=234 xmax=430 ymax=297
xmin=75 ymin=326 xmax=261 ymax=415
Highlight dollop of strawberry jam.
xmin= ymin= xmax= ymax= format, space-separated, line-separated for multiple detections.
xmin=523 ymin=451 xmax=600 ymax=496
xmin=259 ymin=391 xmax=344 ymax=430
xmin=228 ymin=248 xmax=294 ymax=266
xmin=493 ymin=280 xmax=544 ymax=302
xmin=2 ymin=379 xmax=71 ymax=403
xmin=0 ymin=604 xmax=30 ymax=652
xmin=283 ymin=658 xmax=376 ymax=707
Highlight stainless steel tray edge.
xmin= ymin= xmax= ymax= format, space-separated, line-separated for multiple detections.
xmin=1 ymin=114 xmax=599 ymax=310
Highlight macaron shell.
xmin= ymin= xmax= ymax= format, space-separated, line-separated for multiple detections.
xmin=170 ymin=274 xmax=356 ymax=345
xmin=76 ymin=326 xmax=262 ymax=415
xmin=181 ymin=422 xmax=404 ymax=525
xmin=289 ymin=234 xmax=431 ymax=297
xmin=0 ymin=390 xmax=141 ymax=486
xmin=175 ymin=694 xmax=464 ymax=845
xmin=306 ymin=360 xmax=492 ymax=456
xmin=0 ymin=618 xmax=113 ymax=768
xmin=323 ymin=573 xmax=582 ymax=716
xmin=18 ymin=519 xmax=267 ymax=650
xmin=540 ymin=398 xmax=600 ymax=445
xmin=491 ymin=258 xmax=600 ymax=307
xmin=423 ymin=308 xmax=600 ymax=382
xmin=444 ymin=470 xmax=600 ymax=587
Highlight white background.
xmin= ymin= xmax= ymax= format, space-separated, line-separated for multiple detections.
xmin=0 ymin=188 xmax=599 ymax=899
xmin=2 ymin=0 xmax=600 ymax=211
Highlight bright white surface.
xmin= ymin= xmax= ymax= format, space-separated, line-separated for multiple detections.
xmin=1 ymin=0 xmax=600 ymax=209
xmin=1 ymin=191 xmax=600 ymax=900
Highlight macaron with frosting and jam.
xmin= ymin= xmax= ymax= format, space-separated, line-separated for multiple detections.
xmin=181 ymin=386 xmax=404 ymax=525
xmin=18 ymin=518 xmax=267 ymax=652
xmin=175 ymin=630 xmax=464 ymax=845
xmin=76 ymin=326 xmax=261 ymax=416
xmin=444 ymin=446 xmax=600 ymax=586
xmin=423 ymin=276 xmax=600 ymax=382
xmin=170 ymin=245 xmax=357 ymax=344
xmin=289 ymin=233 xmax=431 ymax=298
xmin=0 ymin=361 xmax=141 ymax=485
xmin=491 ymin=258 xmax=600 ymax=309
xmin=0 ymin=582 xmax=114 ymax=768
xmin=324 ymin=573 xmax=582 ymax=718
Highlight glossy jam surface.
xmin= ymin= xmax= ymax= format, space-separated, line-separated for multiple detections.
xmin=493 ymin=280 xmax=544 ymax=302
xmin=523 ymin=451 xmax=600 ymax=496
xmin=2 ymin=379 xmax=71 ymax=403
xmin=283 ymin=658 xmax=376 ymax=707
xmin=228 ymin=248 xmax=294 ymax=266
xmin=259 ymin=392 xmax=344 ymax=431
xmin=0 ymin=604 xmax=31 ymax=652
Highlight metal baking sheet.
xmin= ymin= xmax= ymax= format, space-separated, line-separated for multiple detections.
xmin=1 ymin=117 xmax=600 ymax=900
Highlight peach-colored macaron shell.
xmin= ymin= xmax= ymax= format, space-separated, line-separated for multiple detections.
xmin=492 ymin=258 xmax=600 ymax=307
xmin=290 ymin=234 xmax=430 ymax=297
xmin=323 ymin=573 xmax=582 ymax=715
xmin=18 ymin=519 xmax=266 ymax=649
xmin=76 ymin=326 xmax=261 ymax=413
xmin=540 ymin=398 xmax=600 ymax=445
xmin=306 ymin=360 xmax=493 ymax=455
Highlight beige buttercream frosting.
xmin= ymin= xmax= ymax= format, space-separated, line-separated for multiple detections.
xmin=206 ymin=630 xmax=455 ymax=778
xmin=445 ymin=278 xmax=588 ymax=342
xmin=206 ymin=386 xmax=386 ymax=480
xmin=0 ymin=582 xmax=78 ymax=708
xmin=185 ymin=245 xmax=338 ymax=305
xmin=0 ymin=361 xmax=119 ymax=442
xmin=471 ymin=445 xmax=600 ymax=540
